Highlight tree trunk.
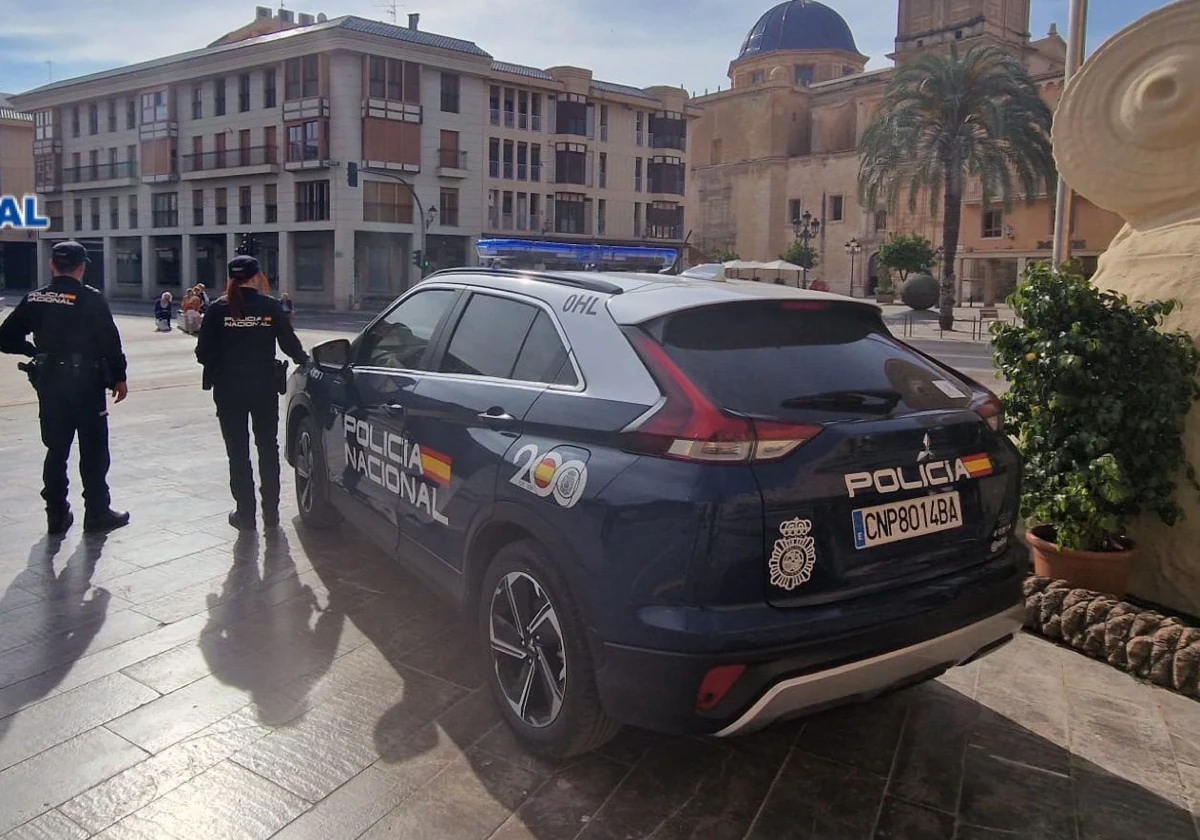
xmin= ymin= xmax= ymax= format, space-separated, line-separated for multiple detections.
xmin=939 ymin=188 xmax=963 ymax=331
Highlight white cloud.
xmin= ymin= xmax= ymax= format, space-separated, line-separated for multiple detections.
xmin=4 ymin=0 xmax=904 ymax=94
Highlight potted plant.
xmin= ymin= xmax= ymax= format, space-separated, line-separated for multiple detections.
xmin=877 ymin=233 xmax=936 ymax=308
xmin=875 ymin=274 xmax=896 ymax=305
xmin=993 ymin=263 xmax=1200 ymax=597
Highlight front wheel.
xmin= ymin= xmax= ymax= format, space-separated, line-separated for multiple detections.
xmin=294 ymin=415 xmax=339 ymax=528
xmin=479 ymin=539 xmax=621 ymax=758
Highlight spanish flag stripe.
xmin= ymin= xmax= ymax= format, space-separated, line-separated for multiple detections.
xmin=962 ymin=454 xmax=993 ymax=476
xmin=420 ymin=448 xmax=453 ymax=486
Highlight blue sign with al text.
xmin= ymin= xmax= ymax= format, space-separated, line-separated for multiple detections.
xmin=0 ymin=195 xmax=51 ymax=230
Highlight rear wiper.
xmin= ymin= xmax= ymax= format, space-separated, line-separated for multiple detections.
xmin=780 ymin=389 xmax=903 ymax=412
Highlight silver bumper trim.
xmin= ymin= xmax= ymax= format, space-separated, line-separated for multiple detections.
xmin=714 ymin=604 xmax=1024 ymax=738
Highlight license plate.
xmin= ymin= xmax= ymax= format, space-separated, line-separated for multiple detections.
xmin=851 ymin=491 xmax=962 ymax=550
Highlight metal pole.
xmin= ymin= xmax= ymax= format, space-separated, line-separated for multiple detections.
xmin=1052 ymin=0 xmax=1088 ymax=268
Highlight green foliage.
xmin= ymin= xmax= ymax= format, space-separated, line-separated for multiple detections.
xmin=858 ymin=45 xmax=1056 ymax=328
xmin=877 ymin=233 xmax=936 ymax=285
xmin=708 ymin=249 xmax=740 ymax=263
xmin=781 ymin=241 xmax=818 ymax=271
xmin=992 ymin=264 xmax=1200 ymax=552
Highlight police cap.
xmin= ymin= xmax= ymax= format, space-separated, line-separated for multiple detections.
xmin=51 ymin=241 xmax=90 ymax=269
xmin=228 ymin=255 xmax=260 ymax=280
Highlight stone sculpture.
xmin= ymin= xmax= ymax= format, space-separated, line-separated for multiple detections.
xmin=1053 ymin=0 xmax=1200 ymax=614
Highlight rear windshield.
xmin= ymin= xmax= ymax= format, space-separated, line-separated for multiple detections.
xmin=646 ymin=301 xmax=975 ymax=420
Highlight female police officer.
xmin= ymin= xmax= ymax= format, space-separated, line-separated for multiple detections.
xmin=196 ymin=255 xmax=308 ymax=531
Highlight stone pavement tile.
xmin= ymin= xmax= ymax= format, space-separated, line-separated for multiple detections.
xmin=490 ymin=755 xmax=630 ymax=840
xmin=392 ymin=623 xmax=486 ymax=690
xmin=105 ymin=674 xmax=252 ymax=754
xmin=120 ymin=640 xmax=212 ymax=695
xmin=888 ymin=686 xmax=981 ymax=813
xmin=1174 ymin=760 xmax=1200 ymax=822
xmin=0 ymin=582 xmax=139 ymax=657
xmin=872 ymin=797 xmax=955 ymax=840
xmin=0 ymin=809 xmax=89 ymax=840
xmin=793 ymin=694 xmax=908 ymax=777
xmin=358 ymin=752 xmax=542 ymax=840
xmin=934 ymin=656 xmax=981 ymax=699
xmin=957 ymin=725 xmax=1075 ymax=839
xmin=101 ymin=550 xmax=237 ymax=607
xmin=743 ymin=748 xmax=887 ymax=840
xmin=974 ymin=641 xmax=1069 ymax=748
xmin=0 ymin=586 xmax=43 ymax=617
xmin=1068 ymin=686 xmax=1186 ymax=807
xmin=90 ymin=759 xmax=309 ymax=840
xmin=60 ymin=709 xmax=274 ymax=835
xmin=0 ymin=727 xmax=148 ymax=834
xmin=232 ymin=663 xmax=467 ymax=801
xmin=108 ymin=532 xmax=232 ymax=569
xmin=0 ymin=672 xmax=158 ymax=771
xmin=1072 ymin=764 xmax=1198 ymax=840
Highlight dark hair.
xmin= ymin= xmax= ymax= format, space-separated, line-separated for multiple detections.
xmin=51 ymin=257 xmax=81 ymax=273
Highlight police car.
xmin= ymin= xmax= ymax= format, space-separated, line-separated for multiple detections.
xmin=283 ymin=267 xmax=1024 ymax=758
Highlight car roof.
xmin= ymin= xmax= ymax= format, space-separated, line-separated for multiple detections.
xmin=423 ymin=268 xmax=881 ymax=325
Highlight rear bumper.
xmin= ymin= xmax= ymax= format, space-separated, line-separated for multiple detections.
xmin=714 ymin=604 xmax=1021 ymax=737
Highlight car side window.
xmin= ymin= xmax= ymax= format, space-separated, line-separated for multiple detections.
xmin=440 ymin=294 xmax=539 ymax=379
xmin=512 ymin=310 xmax=578 ymax=386
xmin=356 ymin=289 xmax=457 ymax=371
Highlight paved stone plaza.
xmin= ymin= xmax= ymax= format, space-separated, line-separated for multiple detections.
xmin=1 ymin=313 xmax=1199 ymax=839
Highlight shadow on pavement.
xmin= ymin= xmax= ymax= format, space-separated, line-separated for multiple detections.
xmin=0 ymin=534 xmax=110 ymax=741
xmin=297 ymin=522 xmax=1200 ymax=839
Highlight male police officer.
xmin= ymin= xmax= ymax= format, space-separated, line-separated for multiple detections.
xmin=0 ymin=241 xmax=131 ymax=535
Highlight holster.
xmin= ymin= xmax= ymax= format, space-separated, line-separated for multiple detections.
xmin=201 ymin=366 xmax=213 ymax=392
xmin=274 ymin=360 xmax=289 ymax=395
xmin=17 ymin=356 xmax=41 ymax=388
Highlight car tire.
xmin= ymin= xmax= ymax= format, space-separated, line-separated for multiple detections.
xmin=294 ymin=414 xmax=340 ymax=529
xmin=479 ymin=539 xmax=622 ymax=758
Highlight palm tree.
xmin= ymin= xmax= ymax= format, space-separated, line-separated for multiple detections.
xmin=858 ymin=46 xmax=1056 ymax=330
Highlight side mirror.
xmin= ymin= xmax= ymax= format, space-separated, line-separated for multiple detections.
xmin=312 ymin=338 xmax=352 ymax=371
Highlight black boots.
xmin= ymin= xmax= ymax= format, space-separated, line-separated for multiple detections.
xmin=84 ymin=509 xmax=131 ymax=534
xmin=47 ymin=507 xmax=74 ymax=536
xmin=228 ymin=510 xmax=257 ymax=531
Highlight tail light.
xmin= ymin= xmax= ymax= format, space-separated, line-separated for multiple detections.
xmin=696 ymin=664 xmax=746 ymax=712
xmin=621 ymin=329 xmax=822 ymax=464
xmin=974 ymin=394 xmax=1004 ymax=433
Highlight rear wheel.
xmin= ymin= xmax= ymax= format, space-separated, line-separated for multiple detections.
xmin=294 ymin=415 xmax=339 ymax=528
xmin=479 ymin=539 xmax=621 ymax=758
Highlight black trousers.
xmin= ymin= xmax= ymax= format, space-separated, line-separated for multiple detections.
xmin=213 ymin=382 xmax=280 ymax=518
xmin=38 ymin=380 xmax=111 ymax=517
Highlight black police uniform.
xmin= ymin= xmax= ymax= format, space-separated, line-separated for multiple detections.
xmin=196 ymin=256 xmax=308 ymax=530
xmin=0 ymin=241 xmax=131 ymax=534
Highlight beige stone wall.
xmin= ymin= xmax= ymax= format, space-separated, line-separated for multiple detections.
xmin=0 ymin=119 xmax=35 ymax=244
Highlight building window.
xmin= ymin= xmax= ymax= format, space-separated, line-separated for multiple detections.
xmin=795 ymin=65 xmax=815 ymax=85
xmin=151 ymin=192 xmax=178 ymax=228
xmin=531 ymin=144 xmax=542 ymax=182
xmin=265 ymin=184 xmax=278 ymax=223
xmin=87 ymin=103 xmax=98 ymax=134
xmin=635 ymin=111 xmax=644 ymax=146
xmin=192 ymin=86 xmax=203 ymax=119
xmin=366 ymin=57 xmax=420 ymax=103
xmin=363 ymin=180 xmax=413 ymax=223
xmin=842 ymin=65 xmax=856 ymax=77
xmin=109 ymin=196 xmax=120 ymax=230
xmin=634 ymin=202 xmax=642 ymax=237
xmin=128 ymin=195 xmax=138 ymax=228
xmin=214 ymin=78 xmax=226 ymax=116
xmin=126 ymin=99 xmax=136 ymax=129
xmin=71 ymin=106 xmax=80 ymax=137
xmin=88 ymin=150 xmax=99 ymax=181
xmin=788 ymin=199 xmax=802 ymax=224
xmin=531 ymin=93 xmax=542 ymax=132
xmin=141 ymin=90 xmax=167 ymax=123
xmin=439 ymin=130 xmax=462 ymax=169
xmin=751 ymin=71 xmax=766 ymax=84
xmin=239 ymin=186 xmax=252 ymax=225
xmin=440 ymin=72 xmax=460 ymax=113
xmin=504 ymin=140 xmax=514 ymax=179
xmin=598 ymin=199 xmax=606 ymax=235
xmin=238 ymin=73 xmax=251 ymax=112
xmin=598 ymin=152 xmax=607 ymax=188
xmin=874 ymin=209 xmax=888 ymax=233
xmin=295 ymin=242 xmax=326 ymax=291
xmin=829 ymin=194 xmax=845 ymax=222
xmin=215 ymin=188 xmax=228 ymax=225
xmin=439 ymin=188 xmax=459 ymax=227
xmin=983 ymin=208 xmax=1004 ymax=238
xmin=285 ymin=55 xmax=321 ymax=100
xmin=193 ymin=190 xmax=205 ymax=226
xmin=107 ymin=100 xmax=117 ymax=132
xmin=44 ymin=200 xmax=63 ymax=232
xmin=73 ymin=199 xmax=83 ymax=230
xmin=34 ymin=110 xmax=55 ymax=141
xmin=554 ymin=194 xmax=585 ymax=234
xmin=518 ymin=90 xmax=529 ymax=130
xmin=488 ymin=137 xmax=500 ymax=178
xmin=489 ymin=86 xmax=500 ymax=126
xmin=295 ymin=179 xmax=330 ymax=222
xmin=287 ymin=120 xmax=323 ymax=162
xmin=90 ymin=198 xmax=101 ymax=230
xmin=264 ymin=68 xmax=277 ymax=108
xmin=634 ymin=157 xmax=643 ymax=192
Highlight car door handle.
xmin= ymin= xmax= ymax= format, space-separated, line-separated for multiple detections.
xmin=478 ymin=408 xmax=515 ymax=423
xmin=384 ymin=403 xmax=406 ymax=414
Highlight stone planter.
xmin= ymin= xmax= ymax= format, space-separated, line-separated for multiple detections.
xmin=1026 ymin=525 xmax=1136 ymax=600
xmin=875 ymin=292 xmax=895 ymax=305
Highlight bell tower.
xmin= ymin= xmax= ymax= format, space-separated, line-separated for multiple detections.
xmin=894 ymin=0 xmax=1032 ymax=63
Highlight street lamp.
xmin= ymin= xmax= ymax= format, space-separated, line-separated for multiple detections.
xmin=844 ymin=238 xmax=862 ymax=295
xmin=792 ymin=210 xmax=821 ymax=289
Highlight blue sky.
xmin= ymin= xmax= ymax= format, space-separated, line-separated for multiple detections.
xmin=0 ymin=0 xmax=1175 ymax=98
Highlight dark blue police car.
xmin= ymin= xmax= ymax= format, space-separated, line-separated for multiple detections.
xmin=284 ymin=268 xmax=1024 ymax=757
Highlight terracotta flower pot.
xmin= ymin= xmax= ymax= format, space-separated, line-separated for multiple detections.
xmin=1026 ymin=524 xmax=1136 ymax=599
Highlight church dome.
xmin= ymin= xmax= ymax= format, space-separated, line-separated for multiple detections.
xmin=737 ymin=0 xmax=860 ymax=60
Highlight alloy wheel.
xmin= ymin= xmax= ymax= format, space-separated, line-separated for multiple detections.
xmin=296 ymin=430 xmax=315 ymax=513
xmin=488 ymin=570 xmax=567 ymax=728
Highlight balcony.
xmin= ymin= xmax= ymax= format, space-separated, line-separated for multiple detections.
xmin=182 ymin=146 xmax=279 ymax=180
xmin=437 ymin=148 xmax=468 ymax=179
xmin=646 ymin=225 xmax=684 ymax=241
xmin=518 ymin=113 xmax=528 ymax=130
xmin=62 ymin=162 xmax=139 ymax=191
xmin=650 ymin=133 xmax=687 ymax=152
xmin=504 ymin=110 xmax=515 ymax=128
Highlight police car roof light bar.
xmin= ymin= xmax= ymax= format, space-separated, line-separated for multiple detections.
xmin=431 ymin=267 xmax=626 ymax=297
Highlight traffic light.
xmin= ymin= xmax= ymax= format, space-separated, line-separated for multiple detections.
xmin=346 ymin=161 xmax=358 ymax=188
xmin=412 ymin=249 xmax=423 ymax=268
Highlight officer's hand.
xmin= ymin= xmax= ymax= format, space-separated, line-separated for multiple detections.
xmin=112 ymin=382 xmax=129 ymax=403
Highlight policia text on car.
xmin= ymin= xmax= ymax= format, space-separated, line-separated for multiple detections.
xmin=0 ymin=241 xmax=131 ymax=535
xmin=196 ymin=255 xmax=308 ymax=532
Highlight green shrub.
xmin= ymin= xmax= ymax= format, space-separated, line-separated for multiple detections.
xmin=993 ymin=263 xmax=1200 ymax=552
